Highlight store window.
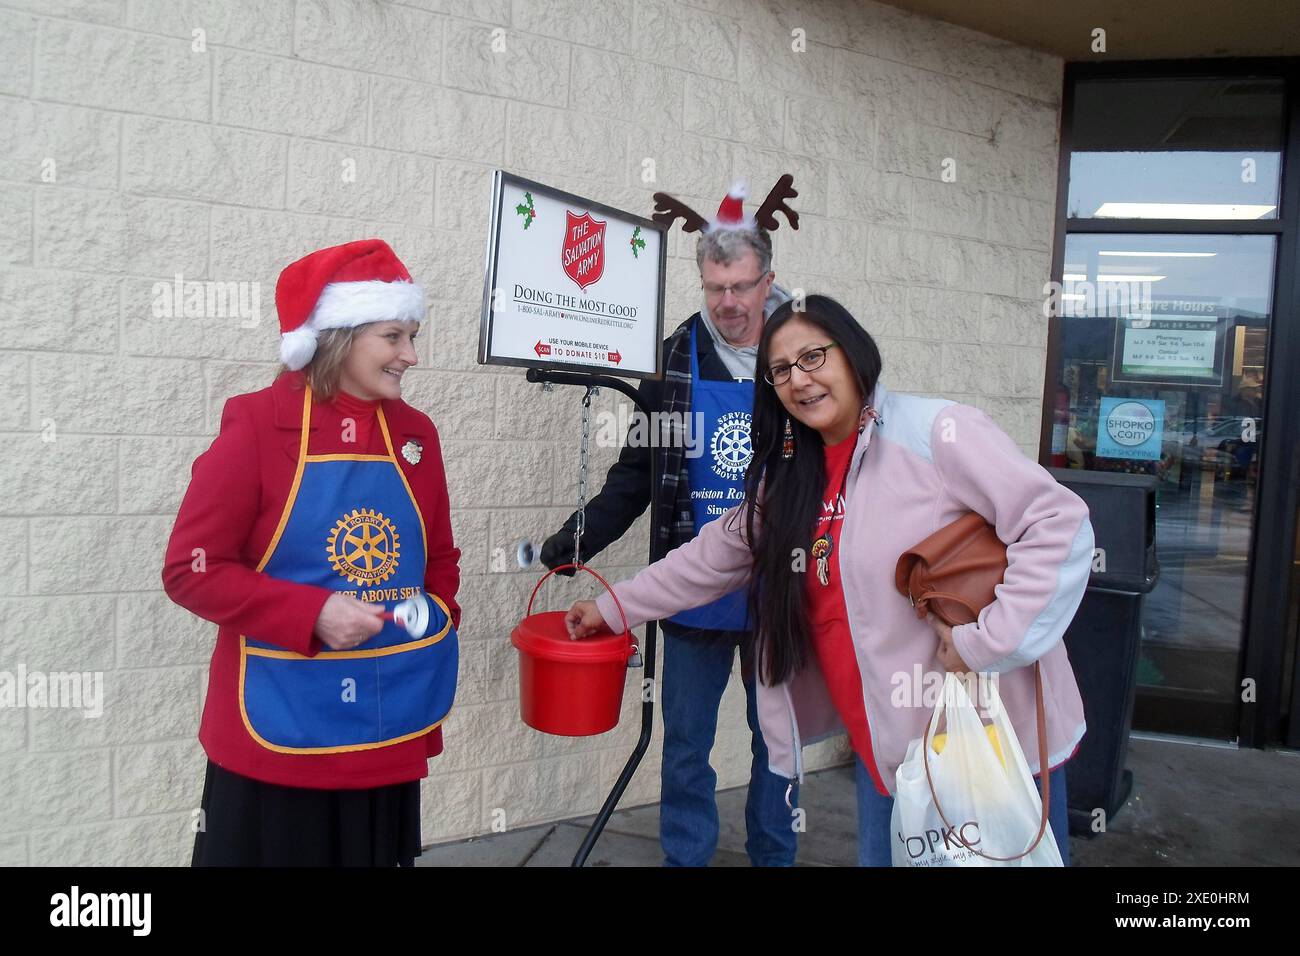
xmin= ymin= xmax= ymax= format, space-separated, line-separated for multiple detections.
xmin=1048 ymin=72 xmax=1288 ymax=739
xmin=1067 ymin=77 xmax=1284 ymax=220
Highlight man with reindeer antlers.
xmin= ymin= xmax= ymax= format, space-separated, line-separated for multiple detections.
xmin=541 ymin=176 xmax=802 ymax=867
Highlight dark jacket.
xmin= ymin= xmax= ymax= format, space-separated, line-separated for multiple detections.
xmin=540 ymin=313 xmax=740 ymax=571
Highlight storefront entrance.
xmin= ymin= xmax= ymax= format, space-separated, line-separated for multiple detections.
xmin=1044 ymin=63 xmax=1300 ymax=746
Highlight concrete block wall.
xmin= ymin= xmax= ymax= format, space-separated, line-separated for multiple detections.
xmin=0 ymin=0 xmax=1062 ymax=864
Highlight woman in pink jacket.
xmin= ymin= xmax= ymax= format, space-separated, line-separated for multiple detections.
xmin=566 ymin=295 xmax=1093 ymax=866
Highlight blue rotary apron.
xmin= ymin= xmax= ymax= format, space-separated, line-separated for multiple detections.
xmin=669 ymin=320 xmax=753 ymax=631
xmin=240 ymin=387 xmax=458 ymax=754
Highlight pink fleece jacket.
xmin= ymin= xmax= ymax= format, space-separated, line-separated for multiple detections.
xmin=595 ymin=382 xmax=1093 ymax=792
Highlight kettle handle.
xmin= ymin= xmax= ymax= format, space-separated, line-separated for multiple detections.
xmin=527 ymin=563 xmax=633 ymax=644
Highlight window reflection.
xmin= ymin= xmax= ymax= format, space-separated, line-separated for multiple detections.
xmin=1068 ymin=78 xmax=1283 ymax=220
xmin=1053 ymin=233 xmax=1274 ymax=713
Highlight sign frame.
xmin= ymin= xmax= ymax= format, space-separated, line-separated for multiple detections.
xmin=478 ymin=170 xmax=668 ymax=381
xmin=1109 ymin=301 xmax=1230 ymax=389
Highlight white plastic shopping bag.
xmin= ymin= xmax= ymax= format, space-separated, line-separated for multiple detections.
xmin=890 ymin=672 xmax=1062 ymax=867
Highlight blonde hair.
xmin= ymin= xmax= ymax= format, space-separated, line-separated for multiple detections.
xmin=276 ymin=326 xmax=358 ymax=401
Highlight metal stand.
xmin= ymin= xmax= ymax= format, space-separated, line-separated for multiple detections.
xmin=525 ymin=367 xmax=660 ymax=868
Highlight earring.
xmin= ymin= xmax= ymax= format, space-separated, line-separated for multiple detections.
xmin=782 ymin=416 xmax=795 ymax=460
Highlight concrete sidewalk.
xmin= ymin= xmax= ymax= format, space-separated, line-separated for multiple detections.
xmin=416 ymin=735 xmax=1300 ymax=866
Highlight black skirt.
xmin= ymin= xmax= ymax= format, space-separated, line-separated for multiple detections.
xmin=191 ymin=760 xmax=422 ymax=867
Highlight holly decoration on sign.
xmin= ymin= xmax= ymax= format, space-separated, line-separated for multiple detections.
xmin=515 ymin=191 xmax=536 ymax=229
xmin=630 ymin=225 xmax=646 ymax=258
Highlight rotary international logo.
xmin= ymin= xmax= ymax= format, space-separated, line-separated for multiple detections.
xmin=710 ymin=411 xmax=753 ymax=480
xmin=327 ymin=508 xmax=400 ymax=586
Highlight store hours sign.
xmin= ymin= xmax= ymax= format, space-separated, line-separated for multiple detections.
xmin=479 ymin=171 xmax=667 ymax=379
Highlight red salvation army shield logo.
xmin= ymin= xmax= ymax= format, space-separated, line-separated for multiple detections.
xmin=562 ymin=210 xmax=606 ymax=291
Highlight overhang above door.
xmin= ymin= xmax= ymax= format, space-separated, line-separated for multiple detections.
xmin=874 ymin=0 xmax=1300 ymax=60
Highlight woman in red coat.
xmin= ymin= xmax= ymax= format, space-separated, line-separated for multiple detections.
xmin=163 ymin=240 xmax=461 ymax=866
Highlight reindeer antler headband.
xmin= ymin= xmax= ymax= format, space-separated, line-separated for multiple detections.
xmin=651 ymin=174 xmax=800 ymax=235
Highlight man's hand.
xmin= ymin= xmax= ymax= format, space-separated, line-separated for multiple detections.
xmin=540 ymin=531 xmax=578 ymax=577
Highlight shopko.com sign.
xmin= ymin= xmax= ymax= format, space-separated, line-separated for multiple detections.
xmin=1097 ymin=397 xmax=1165 ymax=461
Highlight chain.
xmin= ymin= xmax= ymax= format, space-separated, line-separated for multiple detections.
xmin=573 ymin=386 xmax=595 ymax=568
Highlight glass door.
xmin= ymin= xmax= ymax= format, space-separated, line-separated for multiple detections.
xmin=1047 ymin=72 xmax=1289 ymax=739
xmin=1053 ymin=233 xmax=1275 ymax=736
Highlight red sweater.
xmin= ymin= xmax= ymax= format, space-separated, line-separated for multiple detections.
xmin=162 ymin=371 xmax=461 ymax=789
xmin=807 ymin=436 xmax=888 ymax=796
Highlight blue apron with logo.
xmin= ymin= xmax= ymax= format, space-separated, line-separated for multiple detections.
xmin=240 ymin=387 xmax=458 ymax=754
xmin=669 ymin=321 xmax=753 ymax=632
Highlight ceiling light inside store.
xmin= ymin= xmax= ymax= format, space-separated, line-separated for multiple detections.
xmin=1098 ymin=251 xmax=1217 ymax=258
xmin=1093 ymin=202 xmax=1276 ymax=219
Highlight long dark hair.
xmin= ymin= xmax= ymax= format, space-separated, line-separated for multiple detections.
xmin=740 ymin=295 xmax=883 ymax=685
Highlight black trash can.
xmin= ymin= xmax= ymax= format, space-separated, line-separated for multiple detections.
xmin=1047 ymin=468 xmax=1159 ymax=837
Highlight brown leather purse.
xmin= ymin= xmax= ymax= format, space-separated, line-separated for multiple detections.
xmin=895 ymin=511 xmax=1053 ymax=863
xmin=895 ymin=511 xmax=1007 ymax=628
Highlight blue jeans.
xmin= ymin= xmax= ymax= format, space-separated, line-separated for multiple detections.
xmin=856 ymin=757 xmax=1071 ymax=867
xmin=660 ymin=626 xmax=799 ymax=866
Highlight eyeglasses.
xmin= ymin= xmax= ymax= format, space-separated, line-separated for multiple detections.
xmin=764 ymin=343 xmax=838 ymax=386
xmin=702 ymin=273 xmax=769 ymax=300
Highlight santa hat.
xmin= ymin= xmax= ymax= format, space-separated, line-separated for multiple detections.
xmin=275 ymin=239 xmax=425 ymax=371
xmin=708 ymin=180 xmax=756 ymax=233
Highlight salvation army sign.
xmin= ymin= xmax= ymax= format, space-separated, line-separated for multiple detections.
xmin=563 ymin=211 xmax=606 ymax=291
xmin=479 ymin=171 xmax=666 ymax=379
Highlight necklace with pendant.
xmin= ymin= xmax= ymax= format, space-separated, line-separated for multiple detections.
xmin=812 ymin=453 xmax=853 ymax=587
xmin=811 ymin=405 xmax=880 ymax=588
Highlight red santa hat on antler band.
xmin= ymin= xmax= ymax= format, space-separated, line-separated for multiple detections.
xmin=275 ymin=239 xmax=426 ymax=371
xmin=711 ymin=180 xmax=756 ymax=232
xmin=651 ymin=174 xmax=800 ymax=235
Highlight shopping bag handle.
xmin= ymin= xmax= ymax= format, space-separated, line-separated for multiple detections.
xmin=922 ymin=662 xmax=1051 ymax=863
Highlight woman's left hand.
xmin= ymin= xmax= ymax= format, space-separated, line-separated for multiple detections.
xmin=929 ymin=614 xmax=972 ymax=673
